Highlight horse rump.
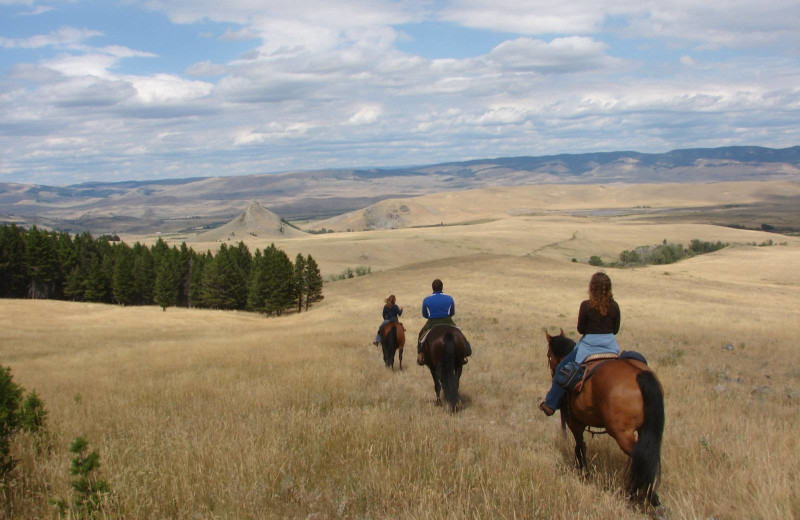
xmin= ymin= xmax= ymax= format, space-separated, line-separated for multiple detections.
xmin=438 ymin=331 xmax=460 ymax=411
xmin=628 ymin=370 xmax=665 ymax=506
xmin=381 ymin=325 xmax=398 ymax=368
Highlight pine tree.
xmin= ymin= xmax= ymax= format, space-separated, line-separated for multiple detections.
xmin=304 ymin=255 xmax=323 ymax=311
xmin=23 ymin=226 xmax=60 ymax=299
xmin=247 ymin=250 xmax=268 ymax=313
xmin=200 ymin=245 xmax=239 ymax=310
xmin=266 ymin=248 xmax=294 ymax=316
xmin=0 ymin=224 xmax=27 ymax=298
xmin=132 ymin=243 xmax=154 ymax=305
xmin=112 ymin=243 xmax=136 ymax=305
xmin=293 ymin=253 xmax=306 ymax=313
xmin=83 ymin=254 xmax=109 ymax=302
xmin=154 ymin=249 xmax=179 ymax=311
xmin=176 ymin=243 xmax=193 ymax=307
xmin=188 ymin=251 xmax=208 ymax=308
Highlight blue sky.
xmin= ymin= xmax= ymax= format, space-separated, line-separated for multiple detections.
xmin=1 ymin=0 xmax=799 ymax=185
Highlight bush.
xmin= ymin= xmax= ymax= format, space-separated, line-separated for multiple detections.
xmin=589 ymin=256 xmax=604 ymax=266
xmin=619 ymin=249 xmax=642 ymax=264
xmin=53 ymin=436 xmax=111 ymax=518
xmin=0 ymin=366 xmax=23 ymax=477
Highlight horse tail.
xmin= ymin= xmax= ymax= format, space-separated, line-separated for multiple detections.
xmin=439 ymin=331 xmax=459 ymax=410
xmin=382 ymin=326 xmax=397 ymax=367
xmin=628 ymin=371 xmax=665 ymax=505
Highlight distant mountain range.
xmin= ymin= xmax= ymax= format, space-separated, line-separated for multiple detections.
xmin=1 ymin=145 xmax=798 ymax=234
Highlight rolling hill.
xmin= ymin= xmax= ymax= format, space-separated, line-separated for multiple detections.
xmin=1 ymin=145 xmax=799 ymax=234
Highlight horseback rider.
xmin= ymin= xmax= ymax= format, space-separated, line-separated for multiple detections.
xmin=540 ymin=272 xmax=621 ymax=416
xmin=374 ymin=294 xmax=403 ymax=346
xmin=417 ymin=279 xmax=472 ymax=364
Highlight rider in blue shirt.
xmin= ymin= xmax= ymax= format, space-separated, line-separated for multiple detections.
xmin=417 ymin=279 xmax=472 ymax=363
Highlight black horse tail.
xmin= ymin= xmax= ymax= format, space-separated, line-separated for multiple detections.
xmin=382 ymin=326 xmax=397 ymax=368
xmin=439 ymin=331 xmax=459 ymax=410
xmin=628 ymin=371 xmax=665 ymax=506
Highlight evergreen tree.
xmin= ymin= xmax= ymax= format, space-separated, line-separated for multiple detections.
xmin=176 ymin=243 xmax=193 ymax=307
xmin=132 ymin=243 xmax=154 ymax=305
xmin=23 ymin=226 xmax=60 ymax=299
xmin=112 ymin=243 xmax=136 ymax=305
xmin=304 ymin=255 xmax=324 ymax=311
xmin=83 ymin=254 xmax=108 ymax=302
xmin=64 ymin=232 xmax=95 ymax=301
xmin=246 ymin=250 xmax=268 ymax=313
xmin=153 ymin=249 xmax=179 ymax=311
xmin=188 ymin=251 xmax=208 ymax=308
xmin=266 ymin=247 xmax=294 ymax=315
xmin=0 ymin=224 xmax=28 ymax=298
xmin=200 ymin=245 xmax=239 ymax=310
xmin=293 ymin=253 xmax=306 ymax=312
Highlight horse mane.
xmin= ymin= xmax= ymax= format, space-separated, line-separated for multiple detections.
xmin=550 ymin=335 xmax=576 ymax=358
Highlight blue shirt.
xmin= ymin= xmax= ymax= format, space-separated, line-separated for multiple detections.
xmin=422 ymin=292 xmax=455 ymax=319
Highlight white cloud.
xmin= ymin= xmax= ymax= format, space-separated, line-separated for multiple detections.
xmin=0 ymin=26 xmax=102 ymax=49
xmin=348 ymin=105 xmax=383 ymax=125
xmin=485 ymin=37 xmax=619 ymax=73
xmin=2 ymin=1 xmax=800 ymax=184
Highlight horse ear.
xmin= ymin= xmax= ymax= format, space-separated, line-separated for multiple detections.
xmin=559 ymin=328 xmax=565 ymax=337
xmin=545 ymin=331 xmax=552 ymax=341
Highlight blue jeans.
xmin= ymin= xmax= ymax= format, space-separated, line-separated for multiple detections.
xmin=544 ymin=349 xmax=577 ymax=410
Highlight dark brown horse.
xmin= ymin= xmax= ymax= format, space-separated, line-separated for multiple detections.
xmin=418 ymin=326 xmax=467 ymax=411
xmin=379 ymin=321 xmax=405 ymax=370
xmin=546 ymin=330 xmax=665 ymax=506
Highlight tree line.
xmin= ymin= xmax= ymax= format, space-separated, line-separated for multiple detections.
xmin=0 ymin=224 xmax=323 ymax=314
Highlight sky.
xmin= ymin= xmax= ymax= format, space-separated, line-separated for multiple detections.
xmin=1 ymin=1 xmax=799 ymax=186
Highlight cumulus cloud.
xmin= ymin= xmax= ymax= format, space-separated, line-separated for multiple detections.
xmin=2 ymin=0 xmax=800 ymax=184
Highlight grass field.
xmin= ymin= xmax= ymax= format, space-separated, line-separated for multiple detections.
xmin=2 ymin=192 xmax=800 ymax=519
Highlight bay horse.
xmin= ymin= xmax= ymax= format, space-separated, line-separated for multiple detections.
xmin=418 ymin=326 xmax=467 ymax=412
xmin=545 ymin=330 xmax=665 ymax=506
xmin=379 ymin=321 xmax=405 ymax=370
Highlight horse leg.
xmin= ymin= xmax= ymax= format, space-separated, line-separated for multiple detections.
xmin=398 ymin=347 xmax=403 ymax=371
xmin=428 ymin=365 xmax=441 ymax=405
xmin=568 ymin=419 xmax=587 ymax=470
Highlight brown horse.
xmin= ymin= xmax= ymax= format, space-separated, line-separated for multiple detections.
xmin=379 ymin=321 xmax=405 ymax=370
xmin=546 ymin=330 xmax=665 ymax=506
xmin=418 ymin=326 xmax=467 ymax=411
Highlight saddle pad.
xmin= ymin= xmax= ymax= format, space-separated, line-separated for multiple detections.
xmin=583 ymin=352 xmax=619 ymax=363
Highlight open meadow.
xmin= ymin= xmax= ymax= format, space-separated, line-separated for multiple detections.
xmin=2 ymin=199 xmax=800 ymax=519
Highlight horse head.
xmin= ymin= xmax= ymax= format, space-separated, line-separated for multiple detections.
xmin=545 ymin=328 xmax=574 ymax=376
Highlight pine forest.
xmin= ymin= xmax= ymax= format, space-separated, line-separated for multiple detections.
xmin=0 ymin=224 xmax=323 ymax=315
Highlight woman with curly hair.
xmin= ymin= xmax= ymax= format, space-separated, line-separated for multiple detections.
xmin=539 ymin=272 xmax=621 ymax=416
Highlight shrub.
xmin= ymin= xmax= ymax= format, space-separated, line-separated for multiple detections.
xmin=619 ymin=249 xmax=641 ymax=264
xmin=588 ymin=256 xmax=604 ymax=266
xmin=0 ymin=366 xmax=23 ymax=477
xmin=53 ymin=436 xmax=111 ymax=518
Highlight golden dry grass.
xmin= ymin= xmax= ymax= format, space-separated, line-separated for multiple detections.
xmin=3 ymin=209 xmax=800 ymax=519
xmin=307 ymin=180 xmax=800 ymax=231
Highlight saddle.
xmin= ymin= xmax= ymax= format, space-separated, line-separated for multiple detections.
xmin=555 ymin=351 xmax=648 ymax=394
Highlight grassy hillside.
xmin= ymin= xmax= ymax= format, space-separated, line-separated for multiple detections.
xmin=2 ymin=218 xmax=799 ymax=518
xmin=305 ymin=181 xmax=800 ymax=232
